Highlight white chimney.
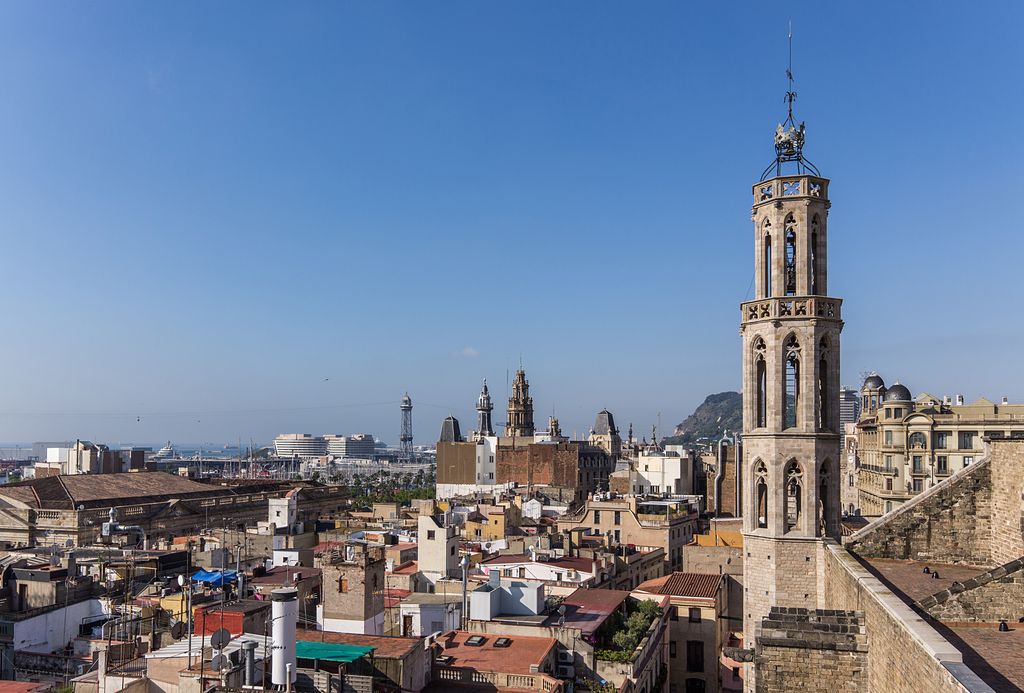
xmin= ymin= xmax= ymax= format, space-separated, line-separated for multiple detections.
xmin=1002 ymin=396 xmax=1009 ymax=405
xmin=270 ymin=587 xmax=297 ymax=686
xmin=956 ymin=394 xmax=965 ymax=406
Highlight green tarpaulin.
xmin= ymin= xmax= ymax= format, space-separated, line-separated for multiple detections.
xmin=296 ymin=641 xmax=375 ymax=663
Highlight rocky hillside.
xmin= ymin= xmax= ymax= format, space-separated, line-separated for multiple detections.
xmin=666 ymin=391 xmax=742 ymax=445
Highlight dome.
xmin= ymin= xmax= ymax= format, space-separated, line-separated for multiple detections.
xmin=884 ymin=383 xmax=912 ymax=402
xmin=862 ymin=374 xmax=885 ymax=390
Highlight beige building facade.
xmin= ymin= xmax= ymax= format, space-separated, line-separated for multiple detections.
xmin=854 ymin=374 xmax=1024 ymax=516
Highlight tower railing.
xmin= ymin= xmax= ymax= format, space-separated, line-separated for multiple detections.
xmin=740 ymin=296 xmax=843 ymax=324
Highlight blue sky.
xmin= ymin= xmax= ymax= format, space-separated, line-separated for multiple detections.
xmin=0 ymin=2 xmax=1021 ymax=447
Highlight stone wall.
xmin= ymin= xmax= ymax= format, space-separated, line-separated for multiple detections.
xmin=754 ymin=607 xmax=867 ymax=693
xmin=916 ymin=557 xmax=1024 ymax=623
xmin=986 ymin=440 xmax=1024 ymax=565
xmin=846 ymin=457 xmax=993 ymax=565
xmin=822 ymin=542 xmax=991 ymax=693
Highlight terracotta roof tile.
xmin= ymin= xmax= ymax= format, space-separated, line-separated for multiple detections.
xmin=636 ymin=572 xmax=722 ymax=600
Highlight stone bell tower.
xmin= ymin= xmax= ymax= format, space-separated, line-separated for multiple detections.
xmin=740 ymin=85 xmax=843 ymax=674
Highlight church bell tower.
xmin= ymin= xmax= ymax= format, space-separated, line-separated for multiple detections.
xmin=740 ymin=80 xmax=843 ymax=669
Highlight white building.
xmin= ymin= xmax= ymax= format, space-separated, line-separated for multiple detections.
xmin=273 ymin=434 xmax=327 ymax=459
xmin=397 ymin=593 xmax=462 ymax=636
xmin=630 ymin=448 xmax=693 ymax=496
xmin=325 ymin=434 xmax=376 ymax=459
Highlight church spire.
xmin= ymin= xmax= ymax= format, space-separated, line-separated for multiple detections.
xmin=476 ymin=379 xmax=494 ymax=437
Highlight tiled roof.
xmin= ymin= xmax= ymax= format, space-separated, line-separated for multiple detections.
xmin=0 ymin=472 xmax=223 ymax=509
xmin=635 ymin=572 xmax=722 ymax=600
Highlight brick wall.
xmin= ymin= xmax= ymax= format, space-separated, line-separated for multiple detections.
xmin=846 ymin=457 xmax=993 ymax=565
xmin=754 ymin=608 xmax=867 ymax=693
xmin=917 ymin=557 xmax=1024 ymax=623
xmin=822 ymin=542 xmax=986 ymax=692
xmin=986 ymin=440 xmax=1024 ymax=565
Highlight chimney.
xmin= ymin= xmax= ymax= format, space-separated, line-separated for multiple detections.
xmin=956 ymin=394 xmax=965 ymax=406
xmin=1002 ymin=396 xmax=1009 ymax=405
xmin=241 ymin=640 xmax=257 ymax=686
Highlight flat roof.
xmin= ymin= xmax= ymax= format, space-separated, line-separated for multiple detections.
xmin=438 ymin=630 xmax=556 ymax=675
xmin=857 ymin=555 xmax=1022 ymax=691
xmin=301 ymin=630 xmax=422 ymax=659
xmin=551 ymin=588 xmax=630 ymax=635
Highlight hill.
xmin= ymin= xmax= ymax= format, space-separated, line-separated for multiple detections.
xmin=664 ymin=391 xmax=742 ymax=445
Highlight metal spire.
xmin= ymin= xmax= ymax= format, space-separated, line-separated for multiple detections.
xmin=761 ymin=21 xmax=820 ymax=181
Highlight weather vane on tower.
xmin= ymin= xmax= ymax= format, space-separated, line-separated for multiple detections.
xmin=762 ymin=21 xmax=820 ymax=180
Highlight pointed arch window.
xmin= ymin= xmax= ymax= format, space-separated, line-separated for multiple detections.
xmin=784 ymin=335 xmax=801 ymax=429
xmin=810 ymin=215 xmax=821 ymax=295
xmin=763 ymin=220 xmax=773 ymax=297
xmin=818 ymin=337 xmax=830 ymax=432
xmin=784 ymin=214 xmax=797 ymax=296
xmin=754 ymin=461 xmax=768 ymax=529
xmin=754 ymin=338 xmax=767 ymax=428
xmin=785 ymin=461 xmax=803 ymax=533
xmin=818 ymin=460 xmax=831 ymax=536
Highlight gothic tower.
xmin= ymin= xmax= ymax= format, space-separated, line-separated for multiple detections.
xmin=505 ymin=369 xmax=535 ymax=438
xmin=475 ymin=379 xmax=494 ymax=438
xmin=740 ymin=90 xmax=843 ymax=671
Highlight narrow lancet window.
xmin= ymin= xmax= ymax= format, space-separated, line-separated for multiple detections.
xmin=754 ymin=338 xmax=767 ymax=428
xmin=785 ymin=461 xmax=803 ymax=533
xmin=763 ymin=220 xmax=773 ymax=297
xmin=784 ymin=214 xmax=797 ymax=296
xmin=784 ymin=335 xmax=800 ymax=429
xmin=810 ymin=215 xmax=820 ymax=295
xmin=754 ymin=461 xmax=768 ymax=529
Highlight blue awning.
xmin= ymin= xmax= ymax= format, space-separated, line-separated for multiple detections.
xmin=191 ymin=569 xmax=238 ymax=586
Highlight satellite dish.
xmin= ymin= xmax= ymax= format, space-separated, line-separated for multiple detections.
xmin=210 ymin=653 xmax=227 ymax=671
xmin=170 ymin=622 xmax=185 ymax=639
xmin=210 ymin=627 xmax=230 ymax=649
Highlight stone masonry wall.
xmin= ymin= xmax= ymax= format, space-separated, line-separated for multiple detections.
xmin=987 ymin=440 xmax=1024 ymax=565
xmin=754 ymin=608 xmax=867 ymax=693
xmin=917 ymin=557 xmax=1024 ymax=623
xmin=823 ymin=542 xmax=989 ymax=693
xmin=847 ymin=457 xmax=993 ymax=565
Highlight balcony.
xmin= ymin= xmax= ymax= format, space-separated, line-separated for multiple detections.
xmin=740 ymin=296 xmax=842 ymax=325
xmin=433 ymin=665 xmax=563 ymax=692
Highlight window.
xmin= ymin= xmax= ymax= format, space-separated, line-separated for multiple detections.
xmin=670 ymin=641 xmax=677 ymax=657
xmin=810 ymin=215 xmax=820 ymax=294
xmin=754 ymin=461 xmax=769 ymax=529
xmin=963 ymin=456 xmax=973 ymax=467
xmin=689 ymin=607 xmax=701 ymax=623
xmin=763 ymin=222 xmax=772 ymax=297
xmin=450 ymin=545 xmax=456 ymax=556
xmin=959 ymin=432 xmax=976 ymax=450
xmin=427 ymin=530 xmax=435 ymax=540
xmin=818 ymin=339 xmax=830 ymax=430
xmin=754 ymin=337 xmax=767 ymax=428
xmin=894 ymin=408 xmax=904 ymax=419
xmin=884 ymin=430 xmax=893 ymax=446
xmin=593 ymin=510 xmax=601 ymax=523
xmin=885 ymin=501 xmax=893 ymax=513
xmin=912 ymin=479 xmax=923 ymax=493
xmin=555 ymin=572 xmax=562 ymax=581
xmin=488 ymin=472 xmax=494 ymax=480
xmin=884 ymin=455 xmax=893 ymax=470
xmin=912 ymin=456 xmax=923 ymax=473
xmin=885 ymin=478 xmax=892 ymax=491
xmin=909 ymin=432 xmax=926 ymax=449
xmin=934 ymin=432 xmax=948 ymax=449
xmin=784 ymin=215 xmax=797 ymax=296
xmin=848 ymin=473 xmax=854 ymax=487
xmin=784 ymin=335 xmax=800 ymax=429
xmin=784 ymin=461 xmax=803 ymax=533
xmin=937 ymin=456 xmax=948 ymax=474
xmin=671 ymin=606 xmax=679 ymax=621
xmin=339 ymin=576 xmax=348 ymax=593
xmin=885 ymin=408 xmax=891 ymax=419
xmin=614 ymin=511 xmax=621 ymax=525
xmin=686 ymin=640 xmax=705 ymax=672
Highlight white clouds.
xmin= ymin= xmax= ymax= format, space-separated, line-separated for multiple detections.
xmin=459 ymin=346 xmax=479 ymax=358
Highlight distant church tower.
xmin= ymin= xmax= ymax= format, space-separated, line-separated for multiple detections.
xmin=476 ymin=379 xmax=494 ymax=438
xmin=740 ymin=77 xmax=842 ymax=675
xmin=505 ymin=369 xmax=535 ymax=438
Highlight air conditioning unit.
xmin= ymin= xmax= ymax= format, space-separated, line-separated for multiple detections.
xmin=556 ymin=665 xmax=575 ymax=679
xmin=557 ymin=650 xmax=574 ymax=664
